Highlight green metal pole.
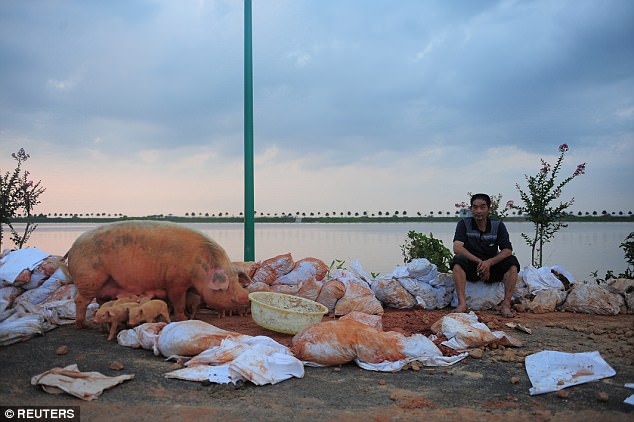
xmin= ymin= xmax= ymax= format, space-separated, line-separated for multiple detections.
xmin=244 ymin=0 xmax=255 ymax=261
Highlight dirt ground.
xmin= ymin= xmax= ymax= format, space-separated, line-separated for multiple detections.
xmin=1 ymin=308 xmax=633 ymax=421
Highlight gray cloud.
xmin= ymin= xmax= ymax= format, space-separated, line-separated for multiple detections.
xmin=0 ymin=0 xmax=632 ymax=213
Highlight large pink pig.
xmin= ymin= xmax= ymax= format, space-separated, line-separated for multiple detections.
xmin=67 ymin=220 xmax=251 ymax=328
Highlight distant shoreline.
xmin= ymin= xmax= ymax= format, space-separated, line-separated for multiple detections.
xmin=9 ymin=215 xmax=634 ymax=224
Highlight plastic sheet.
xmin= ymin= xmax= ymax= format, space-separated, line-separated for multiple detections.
xmin=525 ymin=350 xmax=616 ymax=395
xmin=31 ymin=364 xmax=134 ymax=401
xmin=165 ymin=335 xmax=304 ymax=385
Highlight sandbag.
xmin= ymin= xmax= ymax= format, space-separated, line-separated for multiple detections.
xmin=450 ymin=281 xmax=505 ymax=310
xmin=315 ymin=280 xmax=345 ymax=313
xmin=339 ymin=311 xmax=383 ymax=330
xmin=0 ymin=248 xmax=50 ymax=287
xmin=0 ymin=314 xmax=45 ymax=346
xmin=246 ymin=282 xmax=271 ymax=293
xmin=333 ymin=271 xmax=383 ymax=316
xmin=273 ymin=258 xmax=329 ymax=285
xmin=232 ymin=261 xmax=260 ymax=279
xmin=431 ymin=312 xmax=522 ymax=350
xmin=296 ymin=277 xmax=323 ymax=301
xmin=561 ymin=282 xmax=624 ymax=315
xmin=155 ymin=320 xmax=247 ymax=357
xmin=0 ymin=286 xmax=21 ymax=320
xmin=371 ymin=277 xmax=416 ymax=309
xmin=521 ymin=289 xmax=567 ymax=313
xmin=520 ymin=266 xmax=565 ymax=293
xmin=398 ymin=277 xmax=438 ymax=309
xmin=269 ymin=284 xmax=302 ymax=295
xmin=290 ymin=318 xmax=466 ymax=370
xmin=252 ymin=253 xmax=294 ymax=285
xmin=607 ymin=278 xmax=634 ymax=313
xmin=291 ymin=319 xmax=409 ymax=365
xmin=117 ymin=322 xmax=167 ymax=349
xmin=165 ymin=335 xmax=304 ymax=385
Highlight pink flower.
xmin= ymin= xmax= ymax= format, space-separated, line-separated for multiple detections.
xmin=505 ymin=200 xmax=514 ymax=208
xmin=559 ymin=143 xmax=569 ymax=153
xmin=540 ymin=159 xmax=551 ymax=174
xmin=573 ymin=162 xmax=586 ymax=177
xmin=455 ymin=201 xmax=467 ymax=209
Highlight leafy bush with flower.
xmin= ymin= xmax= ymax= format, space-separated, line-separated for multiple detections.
xmin=513 ymin=144 xmax=586 ymax=267
xmin=0 ymin=148 xmax=46 ymax=250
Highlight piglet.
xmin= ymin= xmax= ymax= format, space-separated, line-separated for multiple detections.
xmin=186 ymin=290 xmax=202 ymax=320
xmin=128 ymin=299 xmax=171 ymax=327
xmin=93 ymin=303 xmax=139 ymax=340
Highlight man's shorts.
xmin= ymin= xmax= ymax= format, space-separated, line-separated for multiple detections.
xmin=450 ymin=254 xmax=520 ymax=282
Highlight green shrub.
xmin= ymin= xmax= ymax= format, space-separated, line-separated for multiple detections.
xmin=400 ymin=230 xmax=452 ymax=273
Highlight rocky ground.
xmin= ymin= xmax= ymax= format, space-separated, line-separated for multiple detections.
xmin=1 ymin=308 xmax=633 ymax=421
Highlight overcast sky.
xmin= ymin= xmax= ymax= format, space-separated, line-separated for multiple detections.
xmin=1 ymin=0 xmax=633 ymax=217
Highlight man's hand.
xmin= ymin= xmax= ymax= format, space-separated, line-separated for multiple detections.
xmin=477 ymin=259 xmax=492 ymax=281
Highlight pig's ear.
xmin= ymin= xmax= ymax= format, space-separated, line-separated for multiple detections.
xmin=210 ymin=269 xmax=229 ymax=291
xmin=237 ymin=271 xmax=251 ymax=288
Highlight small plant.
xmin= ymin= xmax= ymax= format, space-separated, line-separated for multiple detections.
xmin=327 ymin=258 xmax=346 ymax=278
xmin=400 ymin=230 xmax=452 ymax=273
xmin=513 ymin=144 xmax=586 ymax=267
xmin=621 ymin=232 xmax=634 ymax=271
xmin=0 ymin=148 xmax=46 ymax=250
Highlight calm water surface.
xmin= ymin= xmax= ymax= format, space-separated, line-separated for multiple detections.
xmin=6 ymin=221 xmax=633 ymax=282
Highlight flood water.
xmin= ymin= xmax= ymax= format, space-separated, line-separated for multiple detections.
xmin=5 ymin=221 xmax=633 ymax=282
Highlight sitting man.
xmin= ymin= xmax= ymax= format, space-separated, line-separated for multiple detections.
xmin=451 ymin=193 xmax=520 ymax=317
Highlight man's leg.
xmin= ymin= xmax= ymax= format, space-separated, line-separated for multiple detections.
xmin=501 ymin=265 xmax=518 ymax=317
xmin=452 ymin=264 xmax=468 ymax=313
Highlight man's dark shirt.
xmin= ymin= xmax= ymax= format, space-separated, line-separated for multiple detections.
xmin=453 ymin=217 xmax=513 ymax=261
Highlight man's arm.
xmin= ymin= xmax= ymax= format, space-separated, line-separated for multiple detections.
xmin=453 ymin=240 xmax=481 ymax=264
xmin=453 ymin=240 xmax=512 ymax=281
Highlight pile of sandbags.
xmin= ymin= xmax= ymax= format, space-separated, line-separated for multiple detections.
xmin=244 ymin=253 xmax=383 ymax=316
xmin=243 ymin=253 xmax=634 ymax=316
xmin=518 ymin=265 xmax=631 ymax=315
xmin=372 ymin=259 xmax=453 ymax=310
xmin=0 ymin=248 xmax=75 ymax=346
xmin=117 ymin=319 xmax=304 ymax=385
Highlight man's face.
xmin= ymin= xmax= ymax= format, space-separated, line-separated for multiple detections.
xmin=470 ymin=199 xmax=490 ymax=222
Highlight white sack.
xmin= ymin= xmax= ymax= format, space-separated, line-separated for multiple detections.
xmin=398 ymin=277 xmax=439 ymax=309
xmin=387 ymin=259 xmax=439 ymax=284
xmin=165 ymin=336 xmax=304 ymax=385
xmin=117 ymin=322 xmax=167 ymax=349
xmin=273 ymin=258 xmax=328 ymax=286
xmin=155 ymin=320 xmax=246 ymax=357
xmin=519 ymin=266 xmax=565 ymax=293
xmin=450 ymin=281 xmax=505 ymax=310
xmin=339 ymin=311 xmax=383 ymax=330
xmin=0 ymin=248 xmax=49 ymax=286
xmin=0 ymin=314 xmax=45 ymax=346
xmin=525 ymin=350 xmax=616 ymax=395
xmin=348 ymin=260 xmax=374 ymax=285
xmin=431 ymin=312 xmax=522 ymax=350
xmin=15 ymin=267 xmax=71 ymax=306
xmin=290 ymin=319 xmax=467 ymax=371
xmin=561 ymin=282 xmax=624 ymax=315
xmin=522 ymin=289 xmax=568 ymax=313
xmin=0 ymin=286 xmax=21 ymax=319
xmin=371 ymin=276 xmax=416 ymax=309
xmin=332 ymin=269 xmax=384 ymax=316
